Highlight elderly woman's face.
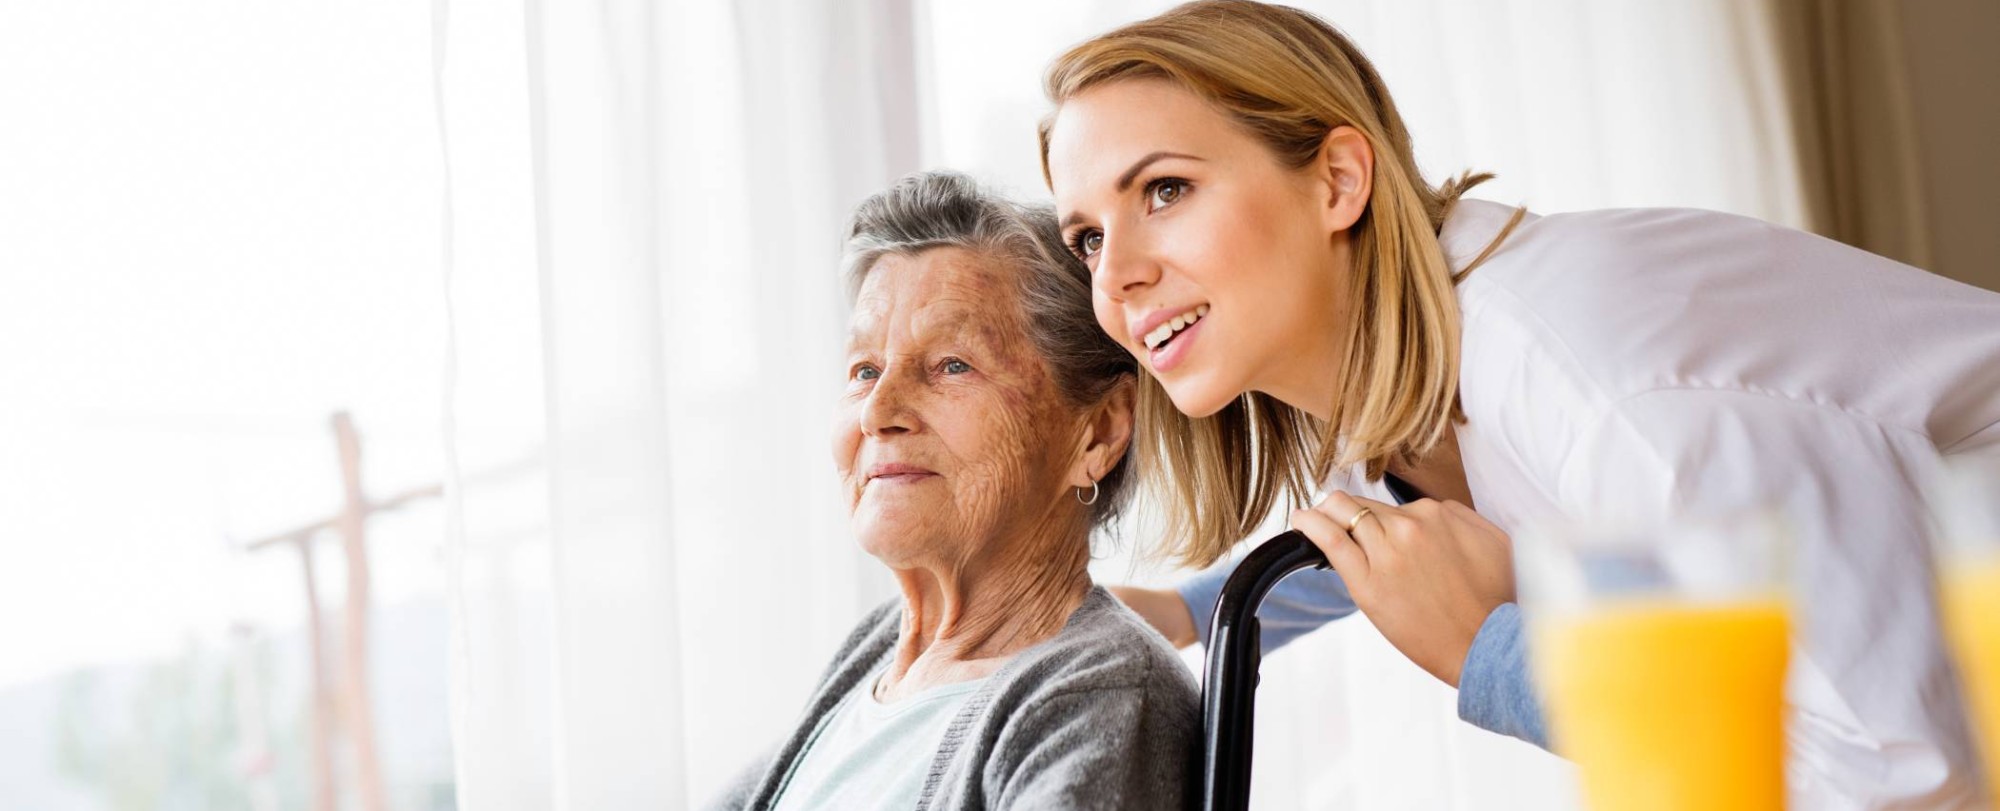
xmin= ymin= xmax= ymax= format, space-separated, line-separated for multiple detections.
xmin=833 ymin=247 xmax=1080 ymax=568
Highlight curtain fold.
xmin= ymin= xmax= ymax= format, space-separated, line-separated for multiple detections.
xmin=1760 ymin=0 xmax=1934 ymax=269
xmin=442 ymin=1 xmax=924 ymax=807
xmin=523 ymin=0 xmax=688 ymax=806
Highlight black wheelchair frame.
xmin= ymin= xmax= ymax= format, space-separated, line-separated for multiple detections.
xmin=1198 ymin=529 xmax=1331 ymax=811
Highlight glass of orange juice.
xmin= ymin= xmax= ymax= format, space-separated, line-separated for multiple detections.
xmin=1516 ymin=514 xmax=1792 ymax=811
xmin=1931 ymin=455 xmax=2000 ymax=790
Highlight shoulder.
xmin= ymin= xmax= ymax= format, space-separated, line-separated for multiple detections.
xmin=1438 ymin=204 xmax=1908 ymax=511
xmin=1443 ymin=200 xmax=1805 ymax=286
xmin=1445 ymin=200 xmax=1977 ymax=375
xmin=963 ymin=588 xmax=1199 ymax=807
xmin=997 ymin=587 xmax=1198 ymax=705
xmin=967 ymin=587 xmax=1199 ymax=746
xmin=1446 ymin=202 xmax=1809 ymax=400
xmin=1446 ymin=201 xmax=2000 ymax=430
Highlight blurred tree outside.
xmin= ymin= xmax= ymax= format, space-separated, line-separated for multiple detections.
xmin=54 ymin=633 xmax=305 ymax=810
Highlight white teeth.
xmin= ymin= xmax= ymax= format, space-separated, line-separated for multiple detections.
xmin=1142 ymin=305 xmax=1209 ymax=351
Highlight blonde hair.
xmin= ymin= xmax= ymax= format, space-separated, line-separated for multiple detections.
xmin=1038 ymin=0 xmax=1518 ymax=567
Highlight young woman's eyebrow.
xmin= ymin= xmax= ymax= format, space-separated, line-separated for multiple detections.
xmin=1060 ymin=151 xmax=1205 ymax=230
xmin=1115 ymin=151 xmax=1202 ymax=192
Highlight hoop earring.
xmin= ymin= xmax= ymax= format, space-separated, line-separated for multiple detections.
xmin=1076 ymin=479 xmax=1100 ymax=506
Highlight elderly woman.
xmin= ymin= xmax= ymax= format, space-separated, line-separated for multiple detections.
xmin=708 ymin=171 xmax=1198 ymax=811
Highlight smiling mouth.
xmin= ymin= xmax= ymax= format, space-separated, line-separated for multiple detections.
xmin=1143 ymin=304 xmax=1209 ymax=351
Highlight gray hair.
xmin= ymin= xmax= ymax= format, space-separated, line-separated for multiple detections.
xmin=842 ymin=170 xmax=1137 ymax=529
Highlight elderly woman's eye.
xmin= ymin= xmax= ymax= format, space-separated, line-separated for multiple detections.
xmin=1068 ymin=229 xmax=1104 ymax=260
xmin=854 ymin=364 xmax=880 ymax=381
xmin=942 ymin=358 xmax=972 ymax=375
xmin=1147 ymin=178 xmax=1189 ymax=211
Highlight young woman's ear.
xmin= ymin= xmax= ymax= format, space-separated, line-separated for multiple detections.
xmin=1315 ymin=125 xmax=1375 ymax=233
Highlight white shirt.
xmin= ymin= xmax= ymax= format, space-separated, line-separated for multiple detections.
xmin=771 ymin=670 xmax=983 ymax=811
xmin=1418 ymin=200 xmax=2000 ymax=808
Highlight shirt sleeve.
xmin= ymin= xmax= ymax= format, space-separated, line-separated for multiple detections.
xmin=1178 ymin=556 xmax=1358 ymax=653
xmin=1454 ymin=602 xmax=1549 ymax=748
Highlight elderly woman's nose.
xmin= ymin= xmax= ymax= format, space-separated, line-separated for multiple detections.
xmin=1093 ymin=231 xmax=1160 ymax=301
xmin=859 ymin=365 xmax=920 ymax=436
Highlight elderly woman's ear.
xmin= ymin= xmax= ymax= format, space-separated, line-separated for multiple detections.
xmin=1073 ymin=374 xmax=1137 ymax=488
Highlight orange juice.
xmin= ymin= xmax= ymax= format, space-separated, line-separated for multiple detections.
xmin=1534 ymin=599 xmax=1790 ymax=811
xmin=1941 ymin=561 xmax=2000 ymax=787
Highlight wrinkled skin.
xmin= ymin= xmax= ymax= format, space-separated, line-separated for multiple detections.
xmin=832 ymin=247 xmax=1132 ymax=700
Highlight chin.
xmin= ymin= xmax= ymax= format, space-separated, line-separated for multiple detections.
xmin=1159 ymin=373 xmax=1240 ymax=419
xmin=853 ymin=528 xmax=916 ymax=567
xmin=851 ymin=516 xmax=938 ymax=568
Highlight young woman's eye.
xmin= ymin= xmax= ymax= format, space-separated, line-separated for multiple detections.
xmin=1068 ymin=229 xmax=1104 ymax=261
xmin=941 ymin=358 xmax=972 ymax=375
xmin=853 ymin=364 xmax=880 ymax=381
xmin=1147 ymin=178 xmax=1189 ymax=212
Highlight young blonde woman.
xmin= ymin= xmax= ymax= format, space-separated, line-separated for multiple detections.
xmin=1040 ymin=1 xmax=2000 ymax=807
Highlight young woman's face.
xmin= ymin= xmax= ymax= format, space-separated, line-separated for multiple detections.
xmin=1047 ymin=79 xmax=1349 ymax=418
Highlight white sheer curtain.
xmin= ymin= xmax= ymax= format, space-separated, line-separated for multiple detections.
xmin=438 ymin=0 xmax=920 ymax=807
xmin=438 ymin=1 xmax=1809 ymax=809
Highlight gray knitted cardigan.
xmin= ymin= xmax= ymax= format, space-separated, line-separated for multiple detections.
xmin=707 ymin=586 xmax=1199 ymax=810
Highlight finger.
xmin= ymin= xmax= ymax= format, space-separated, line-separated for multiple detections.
xmin=1320 ymin=491 xmax=1395 ymax=547
xmin=1344 ymin=493 xmax=1399 ymax=516
xmin=1291 ymin=506 xmax=1371 ymax=584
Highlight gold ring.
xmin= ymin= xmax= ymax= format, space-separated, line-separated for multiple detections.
xmin=1346 ymin=507 xmax=1373 ymax=533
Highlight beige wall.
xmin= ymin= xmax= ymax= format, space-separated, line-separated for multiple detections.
xmin=1899 ymin=0 xmax=2000 ymax=292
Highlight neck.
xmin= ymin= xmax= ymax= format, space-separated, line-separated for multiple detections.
xmin=1257 ymin=239 xmax=1356 ymax=422
xmin=1255 ymin=322 xmax=1348 ymax=424
xmin=877 ymin=509 xmax=1092 ymax=702
xmin=1385 ymin=424 xmax=1475 ymax=508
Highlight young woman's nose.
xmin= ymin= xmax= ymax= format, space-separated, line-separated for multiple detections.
xmin=1093 ymin=229 xmax=1161 ymax=302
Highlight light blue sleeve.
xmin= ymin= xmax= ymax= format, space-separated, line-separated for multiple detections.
xmin=1454 ymin=602 xmax=1550 ymax=750
xmin=1179 ymin=559 xmax=1552 ymax=751
xmin=1175 ymin=556 xmax=1358 ymax=654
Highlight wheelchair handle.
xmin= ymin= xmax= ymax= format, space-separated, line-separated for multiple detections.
xmin=1199 ymin=530 xmax=1330 ymax=811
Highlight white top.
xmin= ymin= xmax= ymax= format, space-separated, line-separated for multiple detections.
xmin=1410 ymin=200 xmax=2000 ymax=807
xmin=771 ymin=670 xmax=984 ymax=811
